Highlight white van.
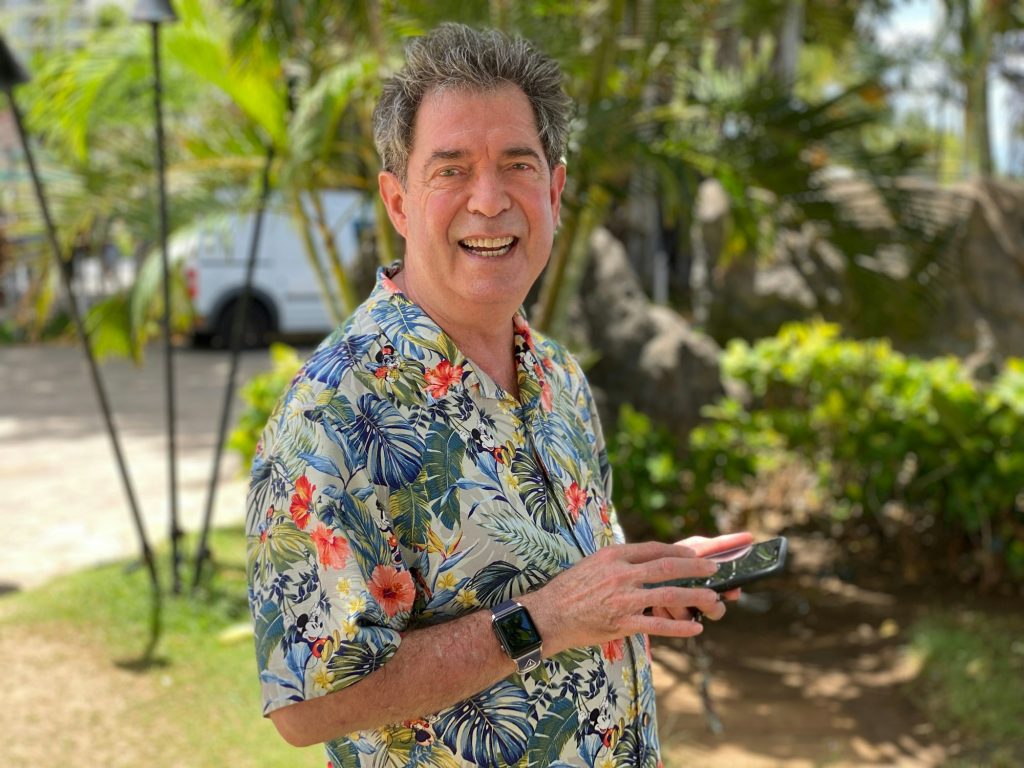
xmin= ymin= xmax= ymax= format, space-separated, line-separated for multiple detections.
xmin=171 ymin=189 xmax=374 ymax=346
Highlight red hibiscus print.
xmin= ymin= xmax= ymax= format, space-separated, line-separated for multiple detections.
xmin=601 ymin=637 xmax=625 ymax=662
xmin=540 ymin=380 xmax=553 ymax=413
xmin=565 ymin=481 xmax=587 ymax=521
xmin=368 ymin=565 xmax=415 ymax=617
xmin=311 ymin=524 xmax=350 ymax=569
xmin=424 ymin=359 xmax=464 ymax=399
xmin=289 ymin=475 xmax=316 ymax=528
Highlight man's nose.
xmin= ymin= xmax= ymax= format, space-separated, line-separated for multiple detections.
xmin=466 ymin=170 xmax=511 ymax=217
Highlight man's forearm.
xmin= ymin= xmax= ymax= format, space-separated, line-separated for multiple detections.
xmin=270 ymin=596 xmax=549 ymax=747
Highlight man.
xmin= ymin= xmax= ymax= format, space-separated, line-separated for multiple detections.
xmin=245 ymin=23 xmax=751 ymax=767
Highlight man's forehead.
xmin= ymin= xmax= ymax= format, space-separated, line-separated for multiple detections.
xmin=412 ymin=85 xmax=544 ymax=159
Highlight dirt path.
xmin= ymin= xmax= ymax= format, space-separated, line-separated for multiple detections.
xmin=0 ymin=343 xmax=276 ymax=591
xmin=651 ymin=568 xmax=953 ymax=767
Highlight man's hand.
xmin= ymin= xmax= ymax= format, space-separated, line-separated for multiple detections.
xmin=520 ymin=540 xmax=740 ymax=655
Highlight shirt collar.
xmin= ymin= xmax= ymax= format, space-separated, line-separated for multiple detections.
xmin=367 ymin=264 xmax=553 ymax=406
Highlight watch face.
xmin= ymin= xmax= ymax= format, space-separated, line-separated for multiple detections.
xmin=495 ymin=608 xmax=541 ymax=656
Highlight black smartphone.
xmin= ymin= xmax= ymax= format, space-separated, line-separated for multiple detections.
xmin=647 ymin=536 xmax=788 ymax=593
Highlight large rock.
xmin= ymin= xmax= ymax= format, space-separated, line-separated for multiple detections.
xmin=697 ymin=176 xmax=1024 ymax=364
xmin=922 ymin=180 xmax=1024 ymax=365
xmin=578 ymin=227 xmax=724 ymax=436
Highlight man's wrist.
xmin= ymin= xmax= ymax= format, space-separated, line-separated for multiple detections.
xmin=491 ymin=599 xmax=543 ymax=674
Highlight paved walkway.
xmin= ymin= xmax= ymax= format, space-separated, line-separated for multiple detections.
xmin=0 ymin=342 xmax=280 ymax=591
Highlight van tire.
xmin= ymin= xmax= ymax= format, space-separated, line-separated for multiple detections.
xmin=214 ymin=298 xmax=273 ymax=349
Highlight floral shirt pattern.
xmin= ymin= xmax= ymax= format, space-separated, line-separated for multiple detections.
xmin=246 ymin=266 xmax=661 ymax=767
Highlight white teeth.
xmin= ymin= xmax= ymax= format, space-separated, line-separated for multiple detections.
xmin=461 ymin=237 xmax=515 ymax=249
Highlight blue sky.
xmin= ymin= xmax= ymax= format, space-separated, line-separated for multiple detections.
xmin=878 ymin=0 xmax=1021 ymax=174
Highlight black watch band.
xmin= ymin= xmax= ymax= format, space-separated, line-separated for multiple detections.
xmin=491 ymin=599 xmax=543 ymax=674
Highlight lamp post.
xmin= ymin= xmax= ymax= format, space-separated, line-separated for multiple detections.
xmin=133 ymin=0 xmax=182 ymax=592
xmin=192 ymin=144 xmax=275 ymax=591
xmin=0 ymin=35 xmax=161 ymax=602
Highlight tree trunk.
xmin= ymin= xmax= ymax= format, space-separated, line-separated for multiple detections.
xmin=290 ymin=192 xmax=344 ymax=326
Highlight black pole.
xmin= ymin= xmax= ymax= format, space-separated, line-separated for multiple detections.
xmin=145 ymin=20 xmax=182 ymax=594
xmin=191 ymin=144 xmax=275 ymax=592
xmin=3 ymin=79 xmax=162 ymax=617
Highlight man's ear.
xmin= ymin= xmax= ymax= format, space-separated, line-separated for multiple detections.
xmin=378 ymin=171 xmax=408 ymax=238
xmin=550 ymin=163 xmax=567 ymax=228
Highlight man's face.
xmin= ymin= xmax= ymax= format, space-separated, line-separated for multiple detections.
xmin=378 ymin=84 xmax=566 ymax=326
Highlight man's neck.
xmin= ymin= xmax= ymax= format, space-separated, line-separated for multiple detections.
xmin=391 ymin=269 xmax=519 ymax=396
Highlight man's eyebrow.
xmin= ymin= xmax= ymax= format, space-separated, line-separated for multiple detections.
xmin=502 ymin=146 xmax=543 ymax=162
xmin=423 ymin=147 xmax=544 ymax=168
xmin=424 ymin=149 xmax=467 ymax=168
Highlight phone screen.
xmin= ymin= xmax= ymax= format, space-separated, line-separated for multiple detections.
xmin=706 ymin=537 xmax=786 ymax=590
xmin=647 ymin=536 xmax=788 ymax=592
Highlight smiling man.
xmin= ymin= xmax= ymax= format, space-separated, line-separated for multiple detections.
xmin=245 ymin=23 xmax=750 ymax=768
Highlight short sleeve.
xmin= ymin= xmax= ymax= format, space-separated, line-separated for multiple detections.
xmin=245 ymin=380 xmax=415 ymax=717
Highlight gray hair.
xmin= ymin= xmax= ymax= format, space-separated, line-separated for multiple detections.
xmin=372 ymin=23 xmax=573 ymax=182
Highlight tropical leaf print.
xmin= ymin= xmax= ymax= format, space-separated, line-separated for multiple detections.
xmin=307 ymin=397 xmax=365 ymax=474
xmin=422 ymin=424 xmax=465 ymax=530
xmin=350 ymin=393 xmax=425 ymax=488
xmin=324 ymin=740 xmax=363 ymax=768
xmin=325 ymin=640 xmax=397 ymax=689
xmin=404 ymin=331 xmax=460 ymax=365
xmin=369 ymin=301 xmax=436 ymax=358
xmin=612 ymin=720 xmax=657 ymax=768
xmin=474 ymin=511 xmax=573 ymax=573
xmin=526 ymin=698 xmax=579 ymax=768
xmin=434 ymin=680 xmax=532 ymax=766
xmin=533 ymin=403 xmax=574 ymax=445
xmin=510 ymin=450 xmax=560 ymax=533
xmin=325 ymin=487 xmax=392 ymax=578
xmin=304 ymin=334 xmax=378 ymax=388
xmin=253 ymin=598 xmax=285 ymax=672
xmin=297 ymin=451 xmax=343 ymax=480
xmin=389 ymin=482 xmax=431 ymax=550
xmin=467 ymin=560 xmax=549 ymax=605
xmin=248 ymin=515 xmax=315 ymax=580
xmin=376 ymin=726 xmax=461 ymax=768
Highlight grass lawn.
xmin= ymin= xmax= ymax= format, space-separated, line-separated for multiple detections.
xmin=907 ymin=608 xmax=1024 ymax=767
xmin=1 ymin=527 xmax=323 ymax=768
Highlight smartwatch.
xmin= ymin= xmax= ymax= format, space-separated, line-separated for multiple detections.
xmin=491 ymin=599 xmax=543 ymax=674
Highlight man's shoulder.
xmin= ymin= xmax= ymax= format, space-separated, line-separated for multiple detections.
xmin=294 ymin=296 xmax=393 ymax=394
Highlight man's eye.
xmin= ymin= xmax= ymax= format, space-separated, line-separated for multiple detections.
xmin=438 ymin=168 xmax=460 ymax=177
xmin=510 ymin=162 xmax=532 ymax=171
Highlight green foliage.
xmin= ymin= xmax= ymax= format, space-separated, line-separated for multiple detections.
xmin=607 ymin=404 xmax=717 ymax=540
xmin=688 ymin=320 xmax=1024 ymax=582
xmin=908 ymin=610 xmax=1024 ymax=765
xmin=227 ymin=342 xmax=302 ymax=467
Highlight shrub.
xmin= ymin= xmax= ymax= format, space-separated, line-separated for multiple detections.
xmin=687 ymin=320 xmax=1024 ymax=585
xmin=227 ymin=342 xmax=303 ymax=469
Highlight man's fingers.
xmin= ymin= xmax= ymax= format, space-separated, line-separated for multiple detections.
xmin=637 ymin=555 xmax=718 ymax=586
xmin=679 ymin=532 xmax=755 ymax=558
xmin=618 ymin=541 xmax=697 ymax=563
xmin=630 ymin=613 xmax=705 ymax=638
xmin=643 ymin=585 xmax=721 ymax=617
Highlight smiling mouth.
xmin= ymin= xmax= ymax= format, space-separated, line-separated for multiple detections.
xmin=459 ymin=236 xmax=518 ymax=257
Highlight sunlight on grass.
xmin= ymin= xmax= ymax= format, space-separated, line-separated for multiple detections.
xmin=907 ymin=610 xmax=1024 ymax=767
xmin=0 ymin=528 xmax=322 ymax=768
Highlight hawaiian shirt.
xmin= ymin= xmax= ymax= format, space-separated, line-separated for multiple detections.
xmin=245 ymin=266 xmax=662 ymax=768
